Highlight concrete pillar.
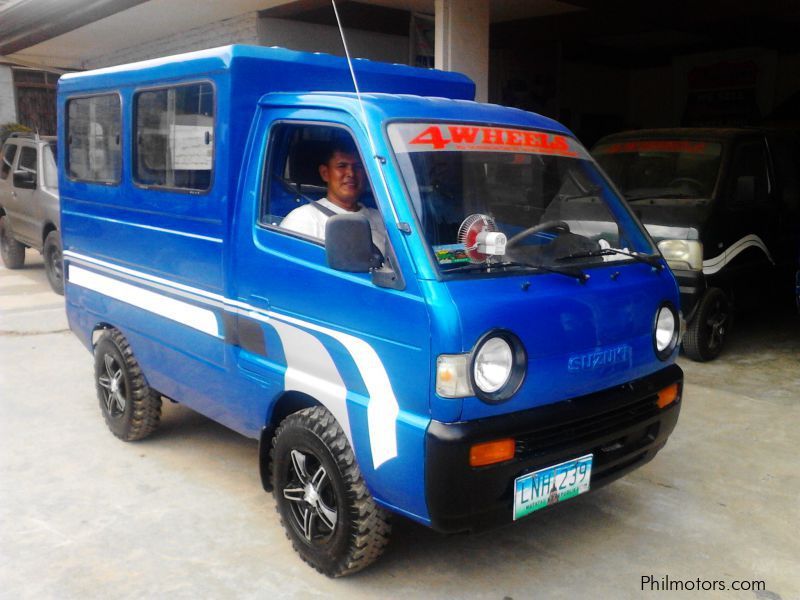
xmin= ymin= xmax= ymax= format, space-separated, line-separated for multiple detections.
xmin=434 ymin=0 xmax=489 ymax=102
xmin=0 ymin=66 xmax=18 ymax=124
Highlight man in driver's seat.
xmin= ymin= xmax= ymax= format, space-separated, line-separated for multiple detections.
xmin=281 ymin=138 xmax=387 ymax=251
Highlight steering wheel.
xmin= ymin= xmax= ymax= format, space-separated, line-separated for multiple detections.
xmin=507 ymin=220 xmax=570 ymax=247
xmin=667 ymin=177 xmax=704 ymax=193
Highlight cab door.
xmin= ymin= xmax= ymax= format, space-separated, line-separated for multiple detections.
xmin=229 ymin=108 xmax=432 ymax=520
xmin=10 ymin=145 xmax=40 ymax=245
xmin=713 ymin=136 xmax=773 ymax=298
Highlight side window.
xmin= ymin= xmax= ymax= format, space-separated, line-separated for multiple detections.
xmin=18 ymin=146 xmax=37 ymax=174
xmin=769 ymin=138 xmax=800 ymax=214
xmin=728 ymin=140 xmax=769 ymax=207
xmin=1 ymin=143 xmax=17 ymax=180
xmin=134 ymin=82 xmax=214 ymax=191
xmin=67 ymin=94 xmax=122 ymax=183
xmin=261 ymin=123 xmax=375 ymax=241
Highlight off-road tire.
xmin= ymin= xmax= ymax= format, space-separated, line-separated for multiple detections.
xmin=271 ymin=406 xmax=391 ymax=577
xmin=682 ymin=287 xmax=731 ymax=362
xmin=43 ymin=230 xmax=64 ymax=295
xmin=94 ymin=329 xmax=162 ymax=441
xmin=0 ymin=215 xmax=25 ymax=269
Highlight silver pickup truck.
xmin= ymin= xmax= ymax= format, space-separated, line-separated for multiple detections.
xmin=0 ymin=132 xmax=63 ymax=294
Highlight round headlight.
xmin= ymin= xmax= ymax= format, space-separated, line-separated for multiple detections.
xmin=654 ymin=304 xmax=678 ymax=359
xmin=470 ymin=331 xmax=527 ymax=403
xmin=473 ymin=337 xmax=513 ymax=393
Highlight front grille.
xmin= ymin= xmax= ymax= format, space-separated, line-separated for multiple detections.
xmin=515 ymin=393 xmax=661 ymax=458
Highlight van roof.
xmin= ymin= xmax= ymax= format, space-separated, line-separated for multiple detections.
xmin=259 ymin=91 xmax=573 ymax=137
xmin=58 ymin=44 xmax=475 ymax=101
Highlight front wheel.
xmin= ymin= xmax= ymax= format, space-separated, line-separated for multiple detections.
xmin=271 ymin=406 xmax=391 ymax=577
xmin=0 ymin=215 xmax=25 ymax=269
xmin=682 ymin=287 xmax=731 ymax=362
xmin=43 ymin=231 xmax=64 ymax=295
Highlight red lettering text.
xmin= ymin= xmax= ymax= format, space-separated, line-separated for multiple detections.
xmin=448 ymin=126 xmax=479 ymax=144
xmin=410 ymin=126 xmax=450 ymax=149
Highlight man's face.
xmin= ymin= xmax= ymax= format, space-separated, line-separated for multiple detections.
xmin=319 ymin=151 xmax=364 ymax=210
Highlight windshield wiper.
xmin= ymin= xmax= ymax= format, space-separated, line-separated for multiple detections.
xmin=443 ymin=260 xmax=533 ymax=274
xmin=625 ymin=192 xmax=696 ymax=201
xmin=557 ymin=184 xmax=602 ymax=202
xmin=445 ymin=260 xmax=589 ymax=283
xmin=557 ymin=248 xmax=664 ymax=270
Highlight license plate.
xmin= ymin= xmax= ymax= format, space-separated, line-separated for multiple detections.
xmin=513 ymin=454 xmax=593 ymax=520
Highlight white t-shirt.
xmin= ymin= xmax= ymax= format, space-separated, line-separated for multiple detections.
xmin=280 ymin=198 xmax=388 ymax=251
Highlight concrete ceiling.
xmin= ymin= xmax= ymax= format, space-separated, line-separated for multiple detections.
xmin=3 ymin=0 xmax=584 ymax=69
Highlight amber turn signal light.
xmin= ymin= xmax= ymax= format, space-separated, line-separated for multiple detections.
xmin=656 ymin=383 xmax=679 ymax=409
xmin=469 ymin=438 xmax=515 ymax=467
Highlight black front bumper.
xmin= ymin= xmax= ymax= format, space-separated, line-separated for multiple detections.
xmin=425 ymin=364 xmax=683 ymax=533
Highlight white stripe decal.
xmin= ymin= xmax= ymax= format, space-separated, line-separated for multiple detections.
xmin=269 ymin=320 xmax=353 ymax=446
xmin=702 ymin=234 xmax=773 ymax=275
xmin=245 ymin=308 xmax=399 ymax=470
xmin=69 ymin=266 xmax=220 ymax=337
xmin=65 ymin=256 xmax=400 ymax=469
xmin=65 ymin=251 xmax=226 ymax=303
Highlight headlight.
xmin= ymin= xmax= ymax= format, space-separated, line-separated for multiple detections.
xmin=470 ymin=331 xmax=527 ymax=403
xmin=657 ymin=239 xmax=703 ymax=271
xmin=473 ymin=337 xmax=513 ymax=393
xmin=654 ymin=304 xmax=679 ymax=360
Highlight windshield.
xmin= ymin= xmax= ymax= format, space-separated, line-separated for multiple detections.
xmin=388 ymin=122 xmax=655 ymax=275
xmin=43 ymin=141 xmax=58 ymax=189
xmin=593 ymin=139 xmax=722 ymax=201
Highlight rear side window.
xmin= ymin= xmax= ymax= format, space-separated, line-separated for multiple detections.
xmin=18 ymin=146 xmax=37 ymax=174
xmin=1 ymin=143 xmax=17 ymax=180
xmin=134 ymin=82 xmax=214 ymax=192
xmin=67 ymin=94 xmax=122 ymax=184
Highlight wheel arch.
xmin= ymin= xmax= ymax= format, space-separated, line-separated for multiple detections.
xmin=42 ymin=222 xmax=57 ymax=246
xmin=258 ymin=390 xmax=322 ymax=491
xmin=91 ymin=323 xmax=116 ymax=347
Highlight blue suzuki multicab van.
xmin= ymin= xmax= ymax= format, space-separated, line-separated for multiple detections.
xmin=58 ymin=45 xmax=683 ymax=576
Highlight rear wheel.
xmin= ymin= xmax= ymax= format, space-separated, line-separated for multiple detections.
xmin=43 ymin=230 xmax=64 ymax=294
xmin=0 ymin=215 xmax=25 ymax=269
xmin=683 ymin=287 xmax=731 ymax=362
xmin=94 ymin=329 xmax=162 ymax=441
xmin=271 ymin=406 xmax=391 ymax=577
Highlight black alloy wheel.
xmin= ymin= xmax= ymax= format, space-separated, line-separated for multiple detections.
xmin=271 ymin=406 xmax=391 ymax=577
xmin=43 ymin=231 xmax=64 ymax=294
xmin=94 ymin=329 xmax=162 ymax=441
xmin=683 ymin=287 xmax=731 ymax=362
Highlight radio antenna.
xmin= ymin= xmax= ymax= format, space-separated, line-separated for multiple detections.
xmin=331 ymin=0 xmax=400 ymax=226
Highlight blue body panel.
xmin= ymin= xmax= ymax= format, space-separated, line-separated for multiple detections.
xmin=58 ymin=45 xmax=681 ymax=528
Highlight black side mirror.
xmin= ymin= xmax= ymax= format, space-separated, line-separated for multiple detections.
xmin=325 ymin=213 xmax=383 ymax=272
xmin=733 ymin=175 xmax=755 ymax=206
xmin=13 ymin=170 xmax=36 ymax=190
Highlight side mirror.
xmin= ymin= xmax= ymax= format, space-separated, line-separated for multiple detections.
xmin=325 ymin=213 xmax=383 ymax=272
xmin=13 ymin=170 xmax=36 ymax=190
xmin=733 ymin=175 xmax=755 ymax=206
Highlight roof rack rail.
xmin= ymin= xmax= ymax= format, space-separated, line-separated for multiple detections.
xmin=8 ymin=132 xmax=35 ymax=139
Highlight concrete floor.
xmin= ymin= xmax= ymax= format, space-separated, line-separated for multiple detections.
xmin=1 ymin=250 xmax=798 ymax=599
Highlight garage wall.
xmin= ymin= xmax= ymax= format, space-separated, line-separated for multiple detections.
xmin=628 ymin=66 xmax=674 ymax=129
xmin=560 ymin=61 xmax=629 ymax=145
xmin=775 ymin=52 xmax=800 ymax=106
xmin=258 ymin=17 xmax=409 ymax=64
xmin=82 ymin=12 xmax=260 ymax=69
xmin=0 ymin=66 xmax=17 ymax=124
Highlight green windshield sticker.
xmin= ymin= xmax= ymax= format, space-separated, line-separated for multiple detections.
xmin=434 ymin=244 xmax=471 ymax=265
